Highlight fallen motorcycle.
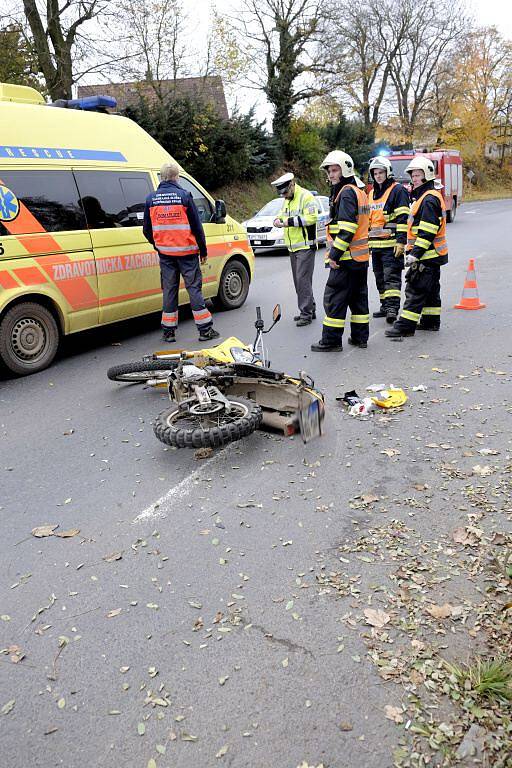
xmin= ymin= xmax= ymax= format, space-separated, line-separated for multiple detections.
xmin=107 ymin=305 xmax=324 ymax=449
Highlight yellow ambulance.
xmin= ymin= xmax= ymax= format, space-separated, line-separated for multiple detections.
xmin=0 ymin=83 xmax=254 ymax=375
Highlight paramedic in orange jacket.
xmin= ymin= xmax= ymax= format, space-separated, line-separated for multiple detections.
xmin=143 ymin=161 xmax=220 ymax=343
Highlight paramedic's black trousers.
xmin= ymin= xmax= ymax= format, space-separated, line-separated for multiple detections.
xmin=321 ymin=262 xmax=369 ymax=345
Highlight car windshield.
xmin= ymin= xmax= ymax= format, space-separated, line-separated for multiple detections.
xmin=256 ymin=198 xmax=285 ymax=217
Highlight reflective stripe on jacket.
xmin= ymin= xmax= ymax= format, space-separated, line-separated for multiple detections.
xmin=328 ymin=184 xmax=370 ymax=264
xmin=369 ymin=182 xmax=397 ymax=247
xmin=407 ymin=189 xmax=448 ymax=263
xmin=143 ymin=180 xmax=206 ymax=258
xmin=277 ymin=184 xmax=318 ymax=253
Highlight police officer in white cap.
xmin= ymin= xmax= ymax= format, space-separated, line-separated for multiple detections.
xmin=271 ymin=172 xmax=319 ymax=326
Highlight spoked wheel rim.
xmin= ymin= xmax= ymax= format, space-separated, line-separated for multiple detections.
xmin=165 ymin=400 xmax=250 ymax=431
xmin=115 ymin=370 xmax=170 ymax=382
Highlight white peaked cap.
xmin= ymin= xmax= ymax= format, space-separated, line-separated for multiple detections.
xmin=271 ymin=172 xmax=295 ymax=187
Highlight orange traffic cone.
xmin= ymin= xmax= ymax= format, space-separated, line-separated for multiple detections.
xmin=454 ymin=258 xmax=486 ymax=310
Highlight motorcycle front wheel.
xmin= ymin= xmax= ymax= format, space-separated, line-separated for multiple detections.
xmin=107 ymin=360 xmax=179 ymax=383
xmin=153 ymin=395 xmax=262 ymax=449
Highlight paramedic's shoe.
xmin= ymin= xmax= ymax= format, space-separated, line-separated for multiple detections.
xmin=162 ymin=328 xmax=176 ymax=343
xmin=198 ymin=327 xmax=220 ymax=342
xmin=386 ymin=311 xmax=397 ymax=324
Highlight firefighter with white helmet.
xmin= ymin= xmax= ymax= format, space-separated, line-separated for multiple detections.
xmin=386 ymin=155 xmax=448 ymax=340
xmin=271 ymin=172 xmax=319 ymax=326
xmin=368 ymin=155 xmax=410 ymax=323
xmin=311 ymin=150 xmax=370 ymax=352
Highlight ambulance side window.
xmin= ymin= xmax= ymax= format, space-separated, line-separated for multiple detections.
xmin=178 ymin=178 xmax=213 ymax=224
xmin=0 ymin=170 xmax=86 ymax=236
xmin=74 ymin=171 xmax=152 ymax=229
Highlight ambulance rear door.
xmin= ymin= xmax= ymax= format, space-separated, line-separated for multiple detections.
xmin=73 ymin=168 xmax=160 ymax=325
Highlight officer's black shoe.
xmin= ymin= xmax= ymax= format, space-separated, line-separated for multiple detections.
xmin=198 ymin=327 xmax=220 ymax=341
xmin=310 ymin=340 xmax=343 ymax=352
xmin=386 ymin=311 xmax=397 ymax=324
xmin=296 ymin=316 xmax=312 ymax=327
xmin=373 ymin=309 xmax=387 ymax=318
xmin=348 ymin=337 xmax=367 ymax=348
xmin=162 ymin=328 xmax=176 ymax=343
xmin=294 ymin=311 xmax=316 ymax=321
xmin=417 ymin=324 xmax=440 ymax=332
xmin=385 ymin=326 xmax=414 ymax=338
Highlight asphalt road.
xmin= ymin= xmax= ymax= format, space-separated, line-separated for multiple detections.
xmin=1 ymin=199 xmax=511 ymax=768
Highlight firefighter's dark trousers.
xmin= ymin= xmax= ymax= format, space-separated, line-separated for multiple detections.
xmin=371 ymin=246 xmax=404 ymax=313
xmin=321 ymin=262 xmax=369 ymax=345
xmin=394 ymin=262 xmax=442 ymax=333
xmin=290 ymin=247 xmax=316 ymax=319
xmin=159 ymin=254 xmax=213 ymax=331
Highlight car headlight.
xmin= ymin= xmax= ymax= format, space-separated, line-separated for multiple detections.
xmin=230 ymin=347 xmax=255 ymax=363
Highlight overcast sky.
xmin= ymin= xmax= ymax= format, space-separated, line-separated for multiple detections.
xmin=199 ymin=0 xmax=512 ymax=38
xmin=195 ymin=0 xmax=512 ymax=121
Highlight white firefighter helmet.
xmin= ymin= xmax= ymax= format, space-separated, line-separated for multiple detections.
xmin=319 ymin=150 xmax=355 ymax=178
xmin=369 ymin=156 xmax=393 ymax=179
xmin=405 ymin=156 xmax=436 ymax=182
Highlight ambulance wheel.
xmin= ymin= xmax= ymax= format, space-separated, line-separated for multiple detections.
xmin=0 ymin=301 xmax=59 ymax=376
xmin=107 ymin=359 xmax=178 ymax=383
xmin=153 ymin=395 xmax=262 ymax=449
xmin=447 ymin=198 xmax=457 ymax=223
xmin=215 ymin=259 xmax=250 ymax=310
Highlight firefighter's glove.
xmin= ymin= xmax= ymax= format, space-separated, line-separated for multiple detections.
xmin=394 ymin=243 xmax=405 ymax=259
xmin=404 ymin=254 xmax=418 ymax=267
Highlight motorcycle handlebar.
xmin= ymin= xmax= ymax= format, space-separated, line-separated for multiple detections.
xmin=256 ymin=306 xmax=262 ymax=322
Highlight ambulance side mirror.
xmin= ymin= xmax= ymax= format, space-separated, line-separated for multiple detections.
xmin=214 ymin=199 xmax=226 ymax=224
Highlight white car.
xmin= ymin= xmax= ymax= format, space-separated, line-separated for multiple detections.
xmin=242 ymin=195 xmax=330 ymax=253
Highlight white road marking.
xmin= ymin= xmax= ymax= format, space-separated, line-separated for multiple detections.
xmin=133 ymin=442 xmax=236 ymax=522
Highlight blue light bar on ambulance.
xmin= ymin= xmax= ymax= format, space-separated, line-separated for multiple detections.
xmin=49 ymin=95 xmax=117 ymax=111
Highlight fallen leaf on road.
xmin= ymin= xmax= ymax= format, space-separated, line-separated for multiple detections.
xmin=472 ymin=464 xmax=494 ymax=477
xmin=384 ymin=705 xmax=404 ymax=723
xmin=361 ymin=493 xmax=380 ymax=504
xmin=31 ymin=524 xmax=59 ymax=538
xmin=137 ymin=722 xmax=145 ymax=736
xmin=427 ymin=603 xmax=453 ymax=619
xmin=451 ymin=527 xmax=479 ymax=546
xmin=1 ymin=699 xmax=15 ymax=715
xmin=380 ymin=448 xmax=400 ymax=457
xmin=195 ymin=447 xmax=213 ymax=460
xmin=57 ymin=698 xmax=66 ymax=709
xmin=103 ymin=551 xmax=123 ymax=562
xmin=216 ymin=744 xmax=229 ymax=758
xmin=364 ymin=608 xmax=390 ymax=628
xmin=181 ymin=733 xmax=198 ymax=741
xmin=54 ymin=529 xmax=80 ymax=538
xmin=339 ymin=721 xmax=353 ymax=731
xmin=106 ymin=608 xmax=122 ymax=618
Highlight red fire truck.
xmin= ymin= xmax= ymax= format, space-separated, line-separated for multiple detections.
xmin=387 ymin=149 xmax=463 ymax=222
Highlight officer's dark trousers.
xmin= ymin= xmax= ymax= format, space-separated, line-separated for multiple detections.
xmin=321 ymin=262 xmax=369 ymax=345
xmin=394 ymin=263 xmax=441 ymax=333
xmin=371 ymin=246 xmax=404 ymax=313
xmin=159 ymin=254 xmax=213 ymax=331
xmin=290 ymin=247 xmax=316 ymax=319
